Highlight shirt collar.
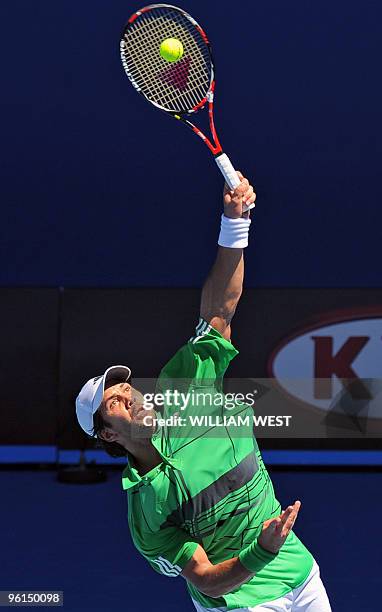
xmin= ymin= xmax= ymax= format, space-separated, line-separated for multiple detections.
xmin=121 ymin=442 xmax=182 ymax=491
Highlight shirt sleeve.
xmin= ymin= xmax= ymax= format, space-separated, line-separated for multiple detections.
xmin=130 ymin=522 xmax=199 ymax=578
xmin=159 ymin=318 xmax=239 ymax=384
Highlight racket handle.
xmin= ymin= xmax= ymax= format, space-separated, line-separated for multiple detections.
xmin=215 ymin=153 xmax=255 ymax=211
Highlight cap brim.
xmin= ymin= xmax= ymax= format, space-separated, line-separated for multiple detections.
xmin=91 ymin=364 xmax=132 ymax=415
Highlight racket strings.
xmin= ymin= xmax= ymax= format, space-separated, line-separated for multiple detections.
xmin=121 ymin=7 xmax=212 ymax=112
xmin=123 ymin=13 xmax=208 ymax=110
xmin=126 ymin=11 xmax=209 ymax=107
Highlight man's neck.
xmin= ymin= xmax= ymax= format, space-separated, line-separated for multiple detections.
xmin=126 ymin=438 xmax=162 ymax=476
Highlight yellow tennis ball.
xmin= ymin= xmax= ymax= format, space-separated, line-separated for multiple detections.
xmin=160 ymin=38 xmax=184 ymax=62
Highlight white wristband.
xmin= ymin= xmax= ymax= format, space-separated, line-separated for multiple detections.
xmin=218 ymin=214 xmax=252 ymax=248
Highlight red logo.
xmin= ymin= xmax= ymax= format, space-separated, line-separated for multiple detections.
xmin=268 ymin=307 xmax=382 ymax=418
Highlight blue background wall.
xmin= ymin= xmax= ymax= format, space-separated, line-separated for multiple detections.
xmin=1 ymin=0 xmax=381 ymax=287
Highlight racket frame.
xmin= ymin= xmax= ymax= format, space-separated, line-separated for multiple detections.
xmin=121 ymin=4 xmax=254 ymax=208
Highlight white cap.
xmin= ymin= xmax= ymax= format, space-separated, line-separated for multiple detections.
xmin=75 ymin=365 xmax=132 ymax=436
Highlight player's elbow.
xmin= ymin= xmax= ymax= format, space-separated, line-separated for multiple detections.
xmin=221 ymin=287 xmax=243 ymax=311
xmin=223 ymin=287 xmax=243 ymax=318
xmin=201 ymin=292 xmax=241 ymax=329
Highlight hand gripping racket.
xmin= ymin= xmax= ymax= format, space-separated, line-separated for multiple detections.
xmin=120 ymin=3 xmax=255 ymax=211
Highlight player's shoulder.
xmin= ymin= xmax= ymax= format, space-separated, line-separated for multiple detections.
xmin=157 ymin=318 xmax=239 ymax=386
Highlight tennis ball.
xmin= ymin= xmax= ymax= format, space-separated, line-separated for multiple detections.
xmin=160 ymin=38 xmax=184 ymax=62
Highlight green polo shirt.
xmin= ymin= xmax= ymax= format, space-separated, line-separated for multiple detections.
xmin=122 ymin=319 xmax=313 ymax=610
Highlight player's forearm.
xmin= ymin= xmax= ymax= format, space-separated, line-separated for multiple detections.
xmin=183 ymin=531 xmax=280 ymax=598
xmin=200 ymin=247 xmax=244 ymax=330
xmin=187 ymin=555 xmax=252 ymax=598
xmin=186 ymin=538 xmax=279 ymax=598
xmin=199 ymin=173 xmax=254 ymax=336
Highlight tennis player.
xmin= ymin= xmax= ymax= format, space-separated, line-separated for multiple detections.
xmin=76 ymin=174 xmax=331 ymax=611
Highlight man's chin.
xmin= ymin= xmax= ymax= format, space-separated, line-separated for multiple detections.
xmin=129 ymin=408 xmax=157 ymax=438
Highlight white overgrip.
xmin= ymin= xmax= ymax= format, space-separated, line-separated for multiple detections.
xmin=215 ymin=153 xmax=255 ymax=211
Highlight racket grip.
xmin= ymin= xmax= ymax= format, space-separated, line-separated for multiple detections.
xmin=215 ymin=153 xmax=255 ymax=211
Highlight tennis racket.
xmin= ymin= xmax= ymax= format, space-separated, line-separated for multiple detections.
xmin=120 ymin=3 xmax=254 ymax=211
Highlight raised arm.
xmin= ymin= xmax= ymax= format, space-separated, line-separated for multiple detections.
xmin=200 ymin=173 xmax=256 ymax=340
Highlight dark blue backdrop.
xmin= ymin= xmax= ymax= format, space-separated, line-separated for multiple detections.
xmin=1 ymin=0 xmax=381 ymax=287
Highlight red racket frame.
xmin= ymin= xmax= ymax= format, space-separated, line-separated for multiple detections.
xmin=122 ymin=3 xmax=254 ymax=207
xmin=123 ymin=4 xmax=223 ymax=156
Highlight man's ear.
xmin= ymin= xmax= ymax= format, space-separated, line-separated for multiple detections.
xmin=99 ymin=428 xmax=119 ymax=443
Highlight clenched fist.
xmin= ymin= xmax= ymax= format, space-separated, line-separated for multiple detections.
xmin=223 ymin=172 xmax=256 ymax=219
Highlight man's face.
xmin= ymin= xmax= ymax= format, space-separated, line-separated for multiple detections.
xmin=98 ymin=381 xmax=155 ymax=442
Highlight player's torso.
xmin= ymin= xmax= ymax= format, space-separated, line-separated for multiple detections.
xmin=128 ymin=417 xmax=279 ymax=563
